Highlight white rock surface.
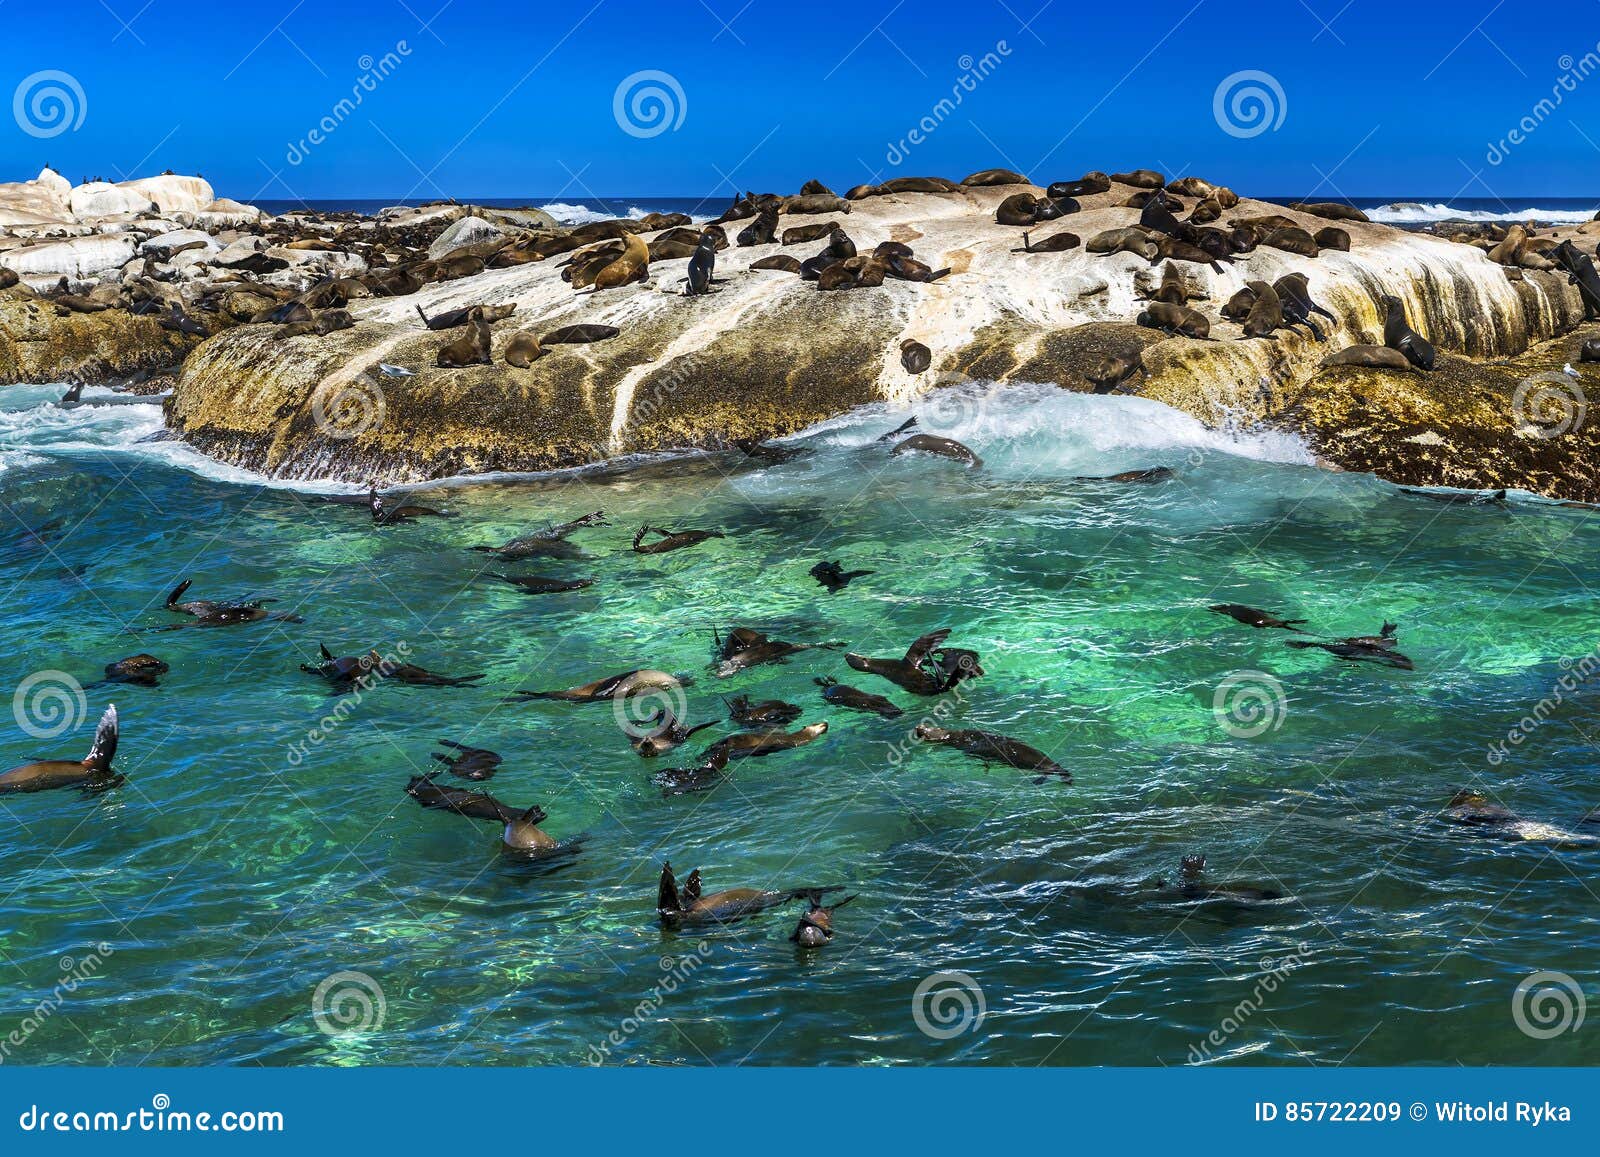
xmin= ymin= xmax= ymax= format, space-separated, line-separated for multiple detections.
xmin=428 ymin=215 xmax=503 ymax=259
xmin=2 ymin=234 xmax=137 ymax=277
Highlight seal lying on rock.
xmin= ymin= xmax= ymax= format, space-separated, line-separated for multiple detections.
xmin=0 ymin=704 xmax=121 ymax=795
xmin=913 ymin=723 xmax=1070 ymax=784
xmin=1380 ymin=295 xmax=1435 ymax=370
xmin=1137 ymin=302 xmax=1210 ymax=339
xmin=542 ymin=323 xmax=619 ymax=344
xmin=415 ymin=302 xmax=516 ymax=330
xmin=436 ymin=319 xmax=492 ymax=367
xmin=1319 ymin=345 xmax=1416 ymax=372
xmin=656 ymin=862 xmax=840 ymax=926
xmin=900 ymin=339 xmax=932 ymax=373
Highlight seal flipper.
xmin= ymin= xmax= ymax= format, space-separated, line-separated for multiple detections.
xmin=875 ymin=415 xmax=918 ymax=443
xmin=82 ymin=704 xmax=119 ymax=778
xmin=657 ymin=862 xmax=684 ymax=914
xmin=165 ymin=578 xmax=192 ymax=608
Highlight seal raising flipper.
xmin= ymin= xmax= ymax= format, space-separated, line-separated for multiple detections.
xmin=631 ymin=704 xmax=718 ymax=758
xmin=790 ymin=892 xmax=858 ymax=948
xmin=405 ymin=771 xmax=563 ymax=855
xmin=162 ymin=578 xmax=290 ymax=627
xmin=632 ymin=525 xmax=725 ymax=554
xmin=0 ymin=704 xmax=122 ymax=795
xmin=713 ymin=626 xmax=830 ymax=677
xmin=844 ymin=628 xmax=984 ymax=695
xmin=875 ymin=416 xmax=918 ymax=443
xmin=655 ymin=861 xmax=841 ymax=926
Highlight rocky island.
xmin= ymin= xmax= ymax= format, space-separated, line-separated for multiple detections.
xmin=4 ymin=165 xmax=1598 ymax=500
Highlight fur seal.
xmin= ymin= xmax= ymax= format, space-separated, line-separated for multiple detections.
xmin=704 ymin=722 xmax=829 ymax=761
xmin=632 ymin=525 xmax=725 ymax=554
xmin=1210 ymin=604 xmax=1306 ymax=630
xmin=750 ymin=254 xmax=803 ymax=273
xmin=301 ymin=644 xmax=484 ymax=688
xmin=1144 ymin=854 xmax=1285 ymax=904
xmin=1272 ymin=272 xmax=1336 ymax=339
xmin=1441 ymin=791 xmax=1600 ymax=848
xmin=1261 ymin=226 xmax=1319 ymax=257
xmin=890 ymin=434 xmax=982 ymax=468
xmin=405 ymin=771 xmax=562 ymax=854
xmin=1074 ymin=467 xmax=1173 ymax=483
xmin=1380 ymin=296 xmax=1436 ymax=370
xmin=815 ymin=676 xmax=901 ymax=718
xmin=1086 ymin=227 xmax=1157 ymax=260
xmin=1110 ymin=169 xmax=1165 ymax=189
xmin=1289 ymin=201 xmax=1370 ymax=223
xmin=810 ymin=560 xmax=873 ymax=592
xmin=471 ymin=511 xmax=606 ymax=558
xmin=1581 ymin=338 xmax=1600 ymax=363
xmin=1398 ymin=487 xmax=1507 ymax=506
xmin=1319 ymin=344 xmax=1416 ymax=372
xmin=437 ymin=319 xmax=492 ymax=367
xmin=844 ymin=628 xmax=983 ymax=695
xmin=653 ymin=747 xmax=730 ymax=796
xmin=686 ymin=229 xmax=718 ymax=295
xmin=100 ymin=654 xmax=168 ymax=687
xmin=163 ymin=579 xmax=278 ymax=626
xmin=781 ymin=223 xmax=836 ymax=246
xmin=900 ymin=339 xmax=931 ymax=373
xmin=1047 ymin=172 xmax=1111 ymax=199
xmin=488 ymin=573 xmax=595 ymax=594
xmin=1014 ymin=229 xmax=1080 ymax=253
xmin=415 ymin=302 xmax=516 ymax=330
xmin=512 ymin=668 xmax=681 ymax=704
xmin=791 ymin=891 xmax=858 ymax=947
xmin=631 ymin=704 xmax=717 ymax=758
xmin=996 ymin=193 xmax=1043 ymax=226
xmin=724 ymin=695 xmax=802 ymax=728
xmin=713 ymin=627 xmax=826 ymax=677
xmin=1553 ymin=240 xmax=1600 ymax=318
xmin=656 ymin=862 xmax=838 ymax=926
xmin=588 ymin=232 xmax=649 ymax=290
xmin=1286 ymin=621 xmax=1414 ymax=669
xmin=1137 ymin=302 xmax=1210 ymax=339
xmin=1088 ymin=355 xmax=1144 ymax=394
xmin=1240 ymin=280 xmax=1286 ymax=339
xmin=961 ymin=167 xmax=1029 ymax=186
xmin=1313 ymin=226 xmax=1350 ymax=252
xmin=0 ymin=704 xmax=121 ymax=795
xmin=541 ymin=324 xmax=619 ymax=344
xmin=913 ymin=723 xmax=1070 ymax=784
xmin=736 ymin=207 xmax=779 ymax=247
xmin=371 ymin=484 xmax=453 ymax=525
xmin=504 ymin=330 xmax=544 ymax=367
xmin=429 ymin=738 xmax=502 ymax=781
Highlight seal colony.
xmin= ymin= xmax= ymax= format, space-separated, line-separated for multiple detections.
xmin=9 ymin=162 xmax=1600 ymax=500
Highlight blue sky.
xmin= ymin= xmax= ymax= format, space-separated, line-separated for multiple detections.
xmin=4 ymin=0 xmax=1599 ymax=201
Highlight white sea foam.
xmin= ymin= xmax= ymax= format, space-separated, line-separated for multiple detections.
xmin=537 ymin=201 xmax=712 ymax=226
xmin=1365 ymin=201 xmax=1598 ymax=226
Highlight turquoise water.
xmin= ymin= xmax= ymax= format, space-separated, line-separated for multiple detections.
xmin=1 ymin=380 xmax=1597 ymax=1066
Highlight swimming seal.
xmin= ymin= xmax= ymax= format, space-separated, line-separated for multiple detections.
xmin=512 ymin=668 xmax=681 ymax=704
xmin=1286 ymin=621 xmax=1414 ymax=669
xmin=810 ymin=560 xmax=873 ymax=592
xmin=791 ymin=891 xmax=858 ymax=948
xmin=406 ymin=771 xmax=563 ymax=855
xmin=504 ymin=330 xmax=544 ymax=367
xmin=1074 ymin=467 xmax=1173 ymax=483
xmin=1398 ymin=487 xmax=1506 ymax=506
xmin=429 ymin=738 xmax=502 ymax=781
xmin=1380 ymin=296 xmax=1435 ymax=370
xmin=0 ymin=704 xmax=121 ymax=795
xmin=633 ymin=525 xmax=725 ymax=554
xmin=163 ymin=578 xmax=281 ymax=626
xmin=301 ymin=645 xmax=484 ymax=688
xmin=99 ymin=654 xmax=168 ymax=687
xmin=631 ymin=703 xmax=718 ymax=758
xmin=653 ymin=747 xmax=731 ymax=796
xmin=913 ymin=723 xmax=1070 ymax=784
xmin=713 ymin=626 xmax=827 ymax=677
xmin=471 ymin=510 xmax=606 ymax=558
xmin=724 ymin=695 xmax=803 ymax=728
xmin=488 ymin=573 xmax=596 ymax=594
xmin=1441 ymin=790 xmax=1600 ymax=847
xmin=704 ymin=721 xmax=829 ymax=761
xmin=890 ymin=434 xmax=982 ymax=469
xmin=1143 ymin=854 xmax=1286 ymax=904
xmin=815 ymin=677 xmax=901 ymax=718
xmin=371 ymin=484 xmax=453 ymax=525
xmin=1210 ymin=604 xmax=1307 ymax=630
xmin=844 ymin=628 xmax=983 ymax=695
xmin=656 ymin=862 xmax=839 ymax=927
